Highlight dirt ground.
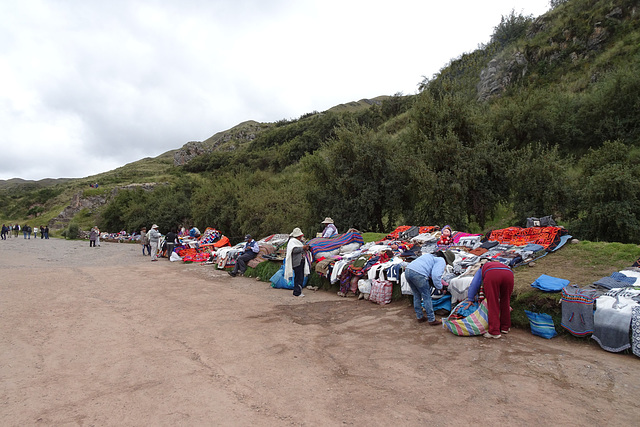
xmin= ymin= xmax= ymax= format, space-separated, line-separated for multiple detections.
xmin=1 ymin=238 xmax=639 ymax=426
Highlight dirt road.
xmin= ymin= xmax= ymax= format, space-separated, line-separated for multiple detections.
xmin=1 ymin=238 xmax=638 ymax=426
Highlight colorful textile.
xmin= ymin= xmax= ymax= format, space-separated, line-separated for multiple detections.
xmin=487 ymin=226 xmax=567 ymax=251
xmin=383 ymin=225 xmax=439 ymax=241
xmin=198 ymin=227 xmax=221 ymax=244
xmin=444 ymin=300 xmax=489 ymax=336
xmin=561 ymin=285 xmax=599 ymax=336
xmin=307 ymin=231 xmax=364 ymax=260
xmin=181 ymin=252 xmax=210 ymax=263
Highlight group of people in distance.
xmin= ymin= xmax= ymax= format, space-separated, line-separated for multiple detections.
xmin=1 ymin=224 xmax=50 ymax=240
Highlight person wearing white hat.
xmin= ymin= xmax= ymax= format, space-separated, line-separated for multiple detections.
xmin=320 ymin=217 xmax=338 ymax=238
xmin=285 ymin=227 xmax=310 ymax=297
xmin=148 ymin=224 xmax=162 ymax=261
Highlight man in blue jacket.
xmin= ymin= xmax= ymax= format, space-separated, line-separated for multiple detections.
xmin=229 ymin=234 xmax=260 ymax=277
xmin=405 ymin=250 xmax=455 ymax=325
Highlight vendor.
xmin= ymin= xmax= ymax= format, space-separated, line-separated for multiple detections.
xmin=320 ymin=217 xmax=338 ymax=238
xmin=229 ymin=234 xmax=260 ymax=277
xmin=405 ymin=250 xmax=455 ymax=325
xmin=466 ymin=260 xmax=514 ymax=339
xmin=285 ymin=227 xmax=311 ymax=297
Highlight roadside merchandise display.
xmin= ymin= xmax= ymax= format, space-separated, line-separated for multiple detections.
xmin=139 ymin=221 xmax=640 ymax=357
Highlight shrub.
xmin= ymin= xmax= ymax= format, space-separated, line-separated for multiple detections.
xmin=65 ymin=223 xmax=80 ymax=240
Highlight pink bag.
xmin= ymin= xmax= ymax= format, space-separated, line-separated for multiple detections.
xmin=369 ymin=279 xmax=393 ymax=305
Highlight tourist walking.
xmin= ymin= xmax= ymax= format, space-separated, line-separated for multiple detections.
xmin=148 ymin=224 xmax=161 ymax=261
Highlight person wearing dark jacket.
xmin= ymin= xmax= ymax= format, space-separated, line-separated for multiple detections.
xmin=164 ymin=229 xmax=178 ymax=259
xmin=229 ymin=235 xmax=260 ymax=277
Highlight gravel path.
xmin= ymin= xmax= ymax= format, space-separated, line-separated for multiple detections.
xmin=1 ymin=237 xmax=639 ymax=426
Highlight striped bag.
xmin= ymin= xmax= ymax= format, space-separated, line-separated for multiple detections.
xmin=443 ymin=300 xmax=489 ymax=336
xmin=525 ymin=310 xmax=557 ymax=339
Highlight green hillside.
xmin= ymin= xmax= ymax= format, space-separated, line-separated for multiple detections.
xmin=1 ymin=0 xmax=639 ymax=245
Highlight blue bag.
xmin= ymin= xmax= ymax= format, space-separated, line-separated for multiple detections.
xmin=525 ymin=310 xmax=558 ymax=339
xmin=270 ymin=259 xmax=308 ymax=289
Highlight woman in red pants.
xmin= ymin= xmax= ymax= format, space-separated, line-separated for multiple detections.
xmin=466 ymin=260 xmax=514 ymax=338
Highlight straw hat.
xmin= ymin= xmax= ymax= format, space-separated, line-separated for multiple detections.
xmin=290 ymin=227 xmax=304 ymax=237
xmin=151 ymin=224 xmax=159 ymax=229
xmin=321 ymin=217 xmax=334 ymax=224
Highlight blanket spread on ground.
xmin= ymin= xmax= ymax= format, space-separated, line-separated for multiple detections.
xmin=487 ymin=226 xmax=567 ymax=251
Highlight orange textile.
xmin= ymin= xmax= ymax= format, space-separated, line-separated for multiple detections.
xmin=487 ymin=226 xmax=564 ymax=249
xmin=383 ymin=225 xmax=440 ymax=241
xmin=213 ymin=235 xmax=230 ymax=248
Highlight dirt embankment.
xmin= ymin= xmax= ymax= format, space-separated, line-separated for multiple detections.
xmin=1 ymin=238 xmax=638 ymax=426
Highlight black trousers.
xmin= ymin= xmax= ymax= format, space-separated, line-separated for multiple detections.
xmin=292 ymin=262 xmax=305 ymax=296
xmin=233 ymin=251 xmax=257 ymax=274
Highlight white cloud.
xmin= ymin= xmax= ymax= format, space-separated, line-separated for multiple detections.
xmin=0 ymin=0 xmax=550 ymax=180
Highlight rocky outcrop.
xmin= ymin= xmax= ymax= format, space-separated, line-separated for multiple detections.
xmin=477 ymin=52 xmax=528 ymax=102
xmin=173 ymin=120 xmax=269 ymax=166
xmin=49 ymin=192 xmax=108 ymax=230
xmin=478 ymin=5 xmax=631 ymax=102
xmin=48 ymin=183 xmax=163 ymax=230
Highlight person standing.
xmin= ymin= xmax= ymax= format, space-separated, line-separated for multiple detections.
xmin=228 ymin=234 xmax=260 ymax=277
xmin=404 ymin=250 xmax=455 ymax=325
xmin=140 ymin=227 xmax=150 ymax=256
xmin=285 ymin=228 xmax=311 ymax=297
xmin=7 ymin=224 xmax=12 ymax=238
xmin=44 ymin=226 xmax=49 ymax=239
xmin=148 ymin=224 xmax=161 ymax=261
xmin=320 ymin=217 xmax=338 ymax=238
xmin=33 ymin=226 xmax=39 ymax=241
xmin=466 ymin=260 xmax=514 ymax=339
xmin=14 ymin=224 xmax=20 ymax=238
xmin=95 ymin=226 xmax=101 ymax=247
xmin=1 ymin=224 xmax=7 ymax=240
xmin=164 ymin=228 xmax=178 ymax=260
xmin=89 ymin=228 xmax=97 ymax=247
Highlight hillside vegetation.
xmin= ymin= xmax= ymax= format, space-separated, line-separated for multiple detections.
xmin=1 ymin=0 xmax=639 ymax=245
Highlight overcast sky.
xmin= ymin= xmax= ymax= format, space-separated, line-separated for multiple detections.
xmin=0 ymin=0 xmax=550 ymax=181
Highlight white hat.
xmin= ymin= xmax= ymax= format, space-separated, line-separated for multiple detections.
xmin=290 ymin=227 xmax=304 ymax=237
xmin=151 ymin=224 xmax=159 ymax=229
xmin=321 ymin=217 xmax=334 ymax=224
